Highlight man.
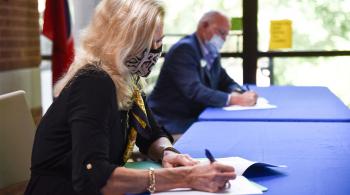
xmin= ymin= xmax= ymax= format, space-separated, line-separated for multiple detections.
xmin=148 ymin=11 xmax=258 ymax=135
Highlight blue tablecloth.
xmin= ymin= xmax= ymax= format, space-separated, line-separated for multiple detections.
xmin=175 ymin=121 xmax=350 ymax=195
xmin=199 ymin=86 xmax=350 ymax=122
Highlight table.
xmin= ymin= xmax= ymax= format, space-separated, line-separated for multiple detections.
xmin=198 ymin=86 xmax=350 ymax=122
xmin=175 ymin=121 xmax=350 ymax=195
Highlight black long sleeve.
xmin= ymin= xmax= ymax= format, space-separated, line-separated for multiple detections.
xmin=67 ymin=72 xmax=118 ymax=193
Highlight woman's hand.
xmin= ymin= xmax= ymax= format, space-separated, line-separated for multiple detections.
xmin=162 ymin=151 xmax=199 ymax=168
xmin=187 ymin=162 xmax=236 ymax=192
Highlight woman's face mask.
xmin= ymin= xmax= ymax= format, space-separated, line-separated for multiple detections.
xmin=125 ymin=45 xmax=162 ymax=77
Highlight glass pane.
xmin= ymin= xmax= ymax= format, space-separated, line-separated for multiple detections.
xmin=163 ymin=0 xmax=242 ymax=53
xmin=164 ymin=0 xmax=242 ymax=34
xmin=40 ymin=60 xmax=53 ymax=113
xmin=221 ymin=57 xmax=243 ymax=85
xmin=257 ymin=58 xmax=272 ymax=87
xmin=267 ymin=56 xmax=350 ymax=107
xmin=258 ymin=0 xmax=350 ymax=51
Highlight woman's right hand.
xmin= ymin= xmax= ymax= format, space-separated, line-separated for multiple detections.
xmin=187 ymin=162 xmax=236 ymax=192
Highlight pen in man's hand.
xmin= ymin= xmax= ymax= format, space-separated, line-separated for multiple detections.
xmin=233 ymin=85 xmax=246 ymax=94
xmin=245 ymin=84 xmax=250 ymax=91
xmin=205 ymin=149 xmax=216 ymax=163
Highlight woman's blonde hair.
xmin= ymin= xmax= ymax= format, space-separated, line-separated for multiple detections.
xmin=54 ymin=0 xmax=164 ymax=110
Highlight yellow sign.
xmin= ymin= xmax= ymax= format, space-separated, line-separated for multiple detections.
xmin=269 ymin=20 xmax=292 ymax=50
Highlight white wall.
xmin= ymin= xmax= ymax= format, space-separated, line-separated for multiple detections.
xmin=72 ymin=0 xmax=100 ymax=47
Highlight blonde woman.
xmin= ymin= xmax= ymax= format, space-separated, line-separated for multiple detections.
xmin=25 ymin=0 xmax=235 ymax=195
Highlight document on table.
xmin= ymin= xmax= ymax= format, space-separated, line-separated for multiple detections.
xmin=223 ymin=97 xmax=277 ymax=111
xmin=155 ymin=176 xmax=262 ymax=195
xmin=197 ymin=157 xmax=287 ymax=176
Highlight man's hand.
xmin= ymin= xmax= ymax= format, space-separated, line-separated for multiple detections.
xmin=229 ymin=91 xmax=258 ymax=106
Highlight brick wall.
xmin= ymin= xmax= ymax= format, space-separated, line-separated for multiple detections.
xmin=0 ymin=0 xmax=40 ymax=71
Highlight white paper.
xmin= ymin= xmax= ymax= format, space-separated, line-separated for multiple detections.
xmin=216 ymin=157 xmax=286 ymax=176
xmin=223 ymin=97 xmax=277 ymax=111
xmin=155 ymin=176 xmax=262 ymax=195
xmin=196 ymin=157 xmax=287 ymax=176
xmin=155 ymin=157 xmax=286 ymax=195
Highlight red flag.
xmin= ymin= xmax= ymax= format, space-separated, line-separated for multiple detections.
xmin=43 ymin=0 xmax=74 ymax=85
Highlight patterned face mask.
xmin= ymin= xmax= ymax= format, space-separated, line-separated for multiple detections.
xmin=125 ymin=45 xmax=162 ymax=77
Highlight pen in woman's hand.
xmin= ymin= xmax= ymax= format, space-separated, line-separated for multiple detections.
xmin=205 ymin=149 xmax=231 ymax=189
xmin=205 ymin=149 xmax=216 ymax=163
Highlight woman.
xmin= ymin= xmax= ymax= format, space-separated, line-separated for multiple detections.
xmin=25 ymin=0 xmax=235 ymax=195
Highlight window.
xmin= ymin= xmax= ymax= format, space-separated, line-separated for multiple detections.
xmin=258 ymin=0 xmax=350 ymax=106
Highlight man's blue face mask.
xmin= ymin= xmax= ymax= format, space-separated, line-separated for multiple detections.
xmin=206 ymin=34 xmax=225 ymax=55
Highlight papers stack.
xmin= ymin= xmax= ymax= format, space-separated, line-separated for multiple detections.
xmin=156 ymin=157 xmax=286 ymax=195
xmin=155 ymin=176 xmax=262 ymax=195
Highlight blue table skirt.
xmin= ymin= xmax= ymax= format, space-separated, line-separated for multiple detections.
xmin=175 ymin=121 xmax=350 ymax=195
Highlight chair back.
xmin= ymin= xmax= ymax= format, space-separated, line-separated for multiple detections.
xmin=0 ymin=90 xmax=36 ymax=188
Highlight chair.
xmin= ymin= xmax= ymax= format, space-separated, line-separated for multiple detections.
xmin=0 ymin=90 xmax=36 ymax=190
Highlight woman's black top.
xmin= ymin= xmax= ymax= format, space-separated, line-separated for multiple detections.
xmin=25 ymin=65 xmax=169 ymax=195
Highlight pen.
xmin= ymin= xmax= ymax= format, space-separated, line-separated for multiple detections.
xmin=233 ymin=85 xmax=246 ymax=94
xmin=245 ymin=84 xmax=250 ymax=91
xmin=205 ymin=149 xmax=216 ymax=163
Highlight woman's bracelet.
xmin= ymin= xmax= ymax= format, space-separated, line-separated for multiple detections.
xmin=147 ymin=167 xmax=156 ymax=193
xmin=163 ymin=146 xmax=180 ymax=154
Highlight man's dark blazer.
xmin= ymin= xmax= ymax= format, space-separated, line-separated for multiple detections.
xmin=147 ymin=33 xmax=240 ymax=134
